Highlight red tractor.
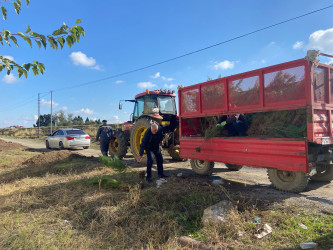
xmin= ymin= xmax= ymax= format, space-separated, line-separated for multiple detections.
xmin=110 ymin=89 xmax=183 ymax=162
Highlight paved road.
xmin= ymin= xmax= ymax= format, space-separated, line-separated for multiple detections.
xmin=1 ymin=137 xmax=333 ymax=213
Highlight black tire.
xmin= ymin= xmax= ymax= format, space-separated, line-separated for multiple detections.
xmin=190 ymin=159 xmax=214 ymax=175
xmin=267 ymin=168 xmax=308 ymax=193
xmin=83 ymin=146 xmax=89 ymax=149
xmin=130 ymin=117 xmax=155 ymax=163
xmin=46 ymin=141 xmax=51 ymax=149
xmin=167 ymin=144 xmax=184 ymax=161
xmin=225 ymin=163 xmax=242 ymax=171
xmin=109 ymin=130 xmax=128 ymax=159
xmin=310 ymin=165 xmax=333 ymax=182
xmin=59 ymin=141 xmax=65 ymax=150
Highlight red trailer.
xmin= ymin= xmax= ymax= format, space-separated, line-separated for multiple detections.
xmin=178 ymin=51 xmax=333 ymax=192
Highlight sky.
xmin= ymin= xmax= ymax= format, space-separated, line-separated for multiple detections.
xmin=0 ymin=0 xmax=333 ymax=128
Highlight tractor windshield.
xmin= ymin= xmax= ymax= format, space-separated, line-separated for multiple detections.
xmin=158 ymin=96 xmax=176 ymax=114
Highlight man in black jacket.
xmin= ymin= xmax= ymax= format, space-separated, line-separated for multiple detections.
xmin=96 ymin=120 xmax=113 ymax=156
xmin=137 ymin=123 xmax=168 ymax=182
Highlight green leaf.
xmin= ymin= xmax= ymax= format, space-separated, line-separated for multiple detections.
xmin=17 ymin=0 xmax=22 ymax=7
xmin=32 ymin=65 xmax=38 ymax=76
xmin=25 ymin=26 xmax=31 ymax=33
xmin=40 ymin=37 xmax=47 ymax=49
xmin=29 ymin=32 xmax=40 ymax=37
xmin=57 ymin=37 xmax=65 ymax=49
xmin=23 ymin=63 xmax=31 ymax=71
xmin=23 ymin=36 xmax=32 ymax=47
xmin=35 ymin=40 xmax=41 ymax=49
xmin=0 ymin=65 xmax=3 ymax=73
xmin=17 ymin=68 xmax=23 ymax=78
xmin=66 ymin=35 xmax=73 ymax=48
xmin=48 ymin=36 xmax=57 ymax=49
xmin=23 ymin=69 xmax=27 ymax=78
xmin=37 ymin=62 xmax=45 ymax=74
xmin=17 ymin=32 xmax=25 ymax=37
xmin=1 ymin=7 xmax=7 ymax=20
xmin=26 ymin=0 xmax=30 ymax=6
xmin=9 ymin=36 xmax=19 ymax=47
xmin=76 ymin=19 xmax=81 ymax=24
xmin=13 ymin=2 xmax=20 ymax=15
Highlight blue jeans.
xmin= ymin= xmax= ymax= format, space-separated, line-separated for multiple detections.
xmin=226 ymin=120 xmax=248 ymax=136
xmin=146 ymin=149 xmax=164 ymax=179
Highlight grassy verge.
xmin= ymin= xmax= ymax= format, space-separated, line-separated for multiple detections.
xmin=0 ymin=146 xmax=332 ymax=249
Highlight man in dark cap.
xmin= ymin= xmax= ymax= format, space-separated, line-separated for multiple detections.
xmin=96 ymin=120 xmax=113 ymax=156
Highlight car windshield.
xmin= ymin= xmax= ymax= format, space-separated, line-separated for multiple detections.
xmin=158 ymin=96 xmax=176 ymax=114
xmin=65 ymin=130 xmax=85 ymax=135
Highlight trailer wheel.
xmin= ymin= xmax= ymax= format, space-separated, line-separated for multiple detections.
xmin=190 ymin=159 xmax=214 ymax=175
xmin=109 ymin=130 xmax=128 ymax=159
xmin=225 ymin=164 xmax=242 ymax=171
xmin=310 ymin=165 xmax=333 ymax=182
xmin=267 ymin=168 xmax=308 ymax=193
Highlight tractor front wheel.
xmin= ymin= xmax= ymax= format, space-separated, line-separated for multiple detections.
xmin=167 ymin=144 xmax=184 ymax=161
xmin=130 ymin=118 xmax=155 ymax=163
xmin=190 ymin=159 xmax=214 ymax=175
xmin=109 ymin=130 xmax=128 ymax=159
xmin=267 ymin=168 xmax=308 ymax=193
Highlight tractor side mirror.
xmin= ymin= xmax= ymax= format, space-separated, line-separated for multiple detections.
xmin=119 ymin=102 xmax=122 ymax=110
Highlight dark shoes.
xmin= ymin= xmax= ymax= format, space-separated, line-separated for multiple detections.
xmin=146 ymin=178 xmax=152 ymax=183
xmin=158 ymin=174 xmax=169 ymax=179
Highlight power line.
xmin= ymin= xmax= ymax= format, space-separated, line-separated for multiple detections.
xmin=53 ymin=4 xmax=333 ymax=93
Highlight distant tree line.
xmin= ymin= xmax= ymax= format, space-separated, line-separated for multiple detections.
xmin=34 ymin=111 xmax=101 ymax=127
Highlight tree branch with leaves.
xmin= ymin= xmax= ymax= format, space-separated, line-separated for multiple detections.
xmin=1 ymin=0 xmax=85 ymax=78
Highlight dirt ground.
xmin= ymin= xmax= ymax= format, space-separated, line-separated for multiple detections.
xmin=1 ymin=136 xmax=333 ymax=214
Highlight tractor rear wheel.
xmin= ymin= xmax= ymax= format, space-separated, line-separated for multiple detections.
xmin=225 ymin=164 xmax=242 ymax=171
xmin=310 ymin=165 xmax=333 ymax=182
xmin=190 ymin=159 xmax=214 ymax=175
xmin=130 ymin=117 xmax=154 ymax=163
xmin=109 ymin=130 xmax=128 ymax=159
xmin=267 ymin=168 xmax=308 ymax=193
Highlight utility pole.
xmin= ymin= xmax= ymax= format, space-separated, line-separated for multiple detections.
xmin=38 ymin=93 xmax=40 ymax=138
xmin=50 ymin=90 xmax=53 ymax=134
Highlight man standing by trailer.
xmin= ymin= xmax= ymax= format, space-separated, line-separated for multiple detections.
xmin=137 ymin=123 xmax=168 ymax=182
xmin=96 ymin=120 xmax=113 ymax=156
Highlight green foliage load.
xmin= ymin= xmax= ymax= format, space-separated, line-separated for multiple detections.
xmin=247 ymin=109 xmax=307 ymax=138
xmin=99 ymin=155 xmax=128 ymax=173
xmin=79 ymin=176 xmax=121 ymax=189
xmin=192 ymin=108 xmax=307 ymax=139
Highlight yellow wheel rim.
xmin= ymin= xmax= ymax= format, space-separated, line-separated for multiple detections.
xmin=134 ymin=126 xmax=147 ymax=155
xmin=110 ymin=138 xmax=119 ymax=152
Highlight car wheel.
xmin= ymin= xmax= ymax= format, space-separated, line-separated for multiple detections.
xmin=83 ymin=146 xmax=89 ymax=149
xmin=46 ymin=141 xmax=51 ymax=149
xmin=59 ymin=141 xmax=65 ymax=150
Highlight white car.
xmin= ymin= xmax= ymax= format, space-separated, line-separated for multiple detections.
xmin=46 ymin=129 xmax=91 ymax=149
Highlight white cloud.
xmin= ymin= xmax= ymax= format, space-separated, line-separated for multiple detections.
xmin=41 ymin=98 xmax=59 ymax=107
xmin=61 ymin=106 xmax=68 ymax=111
xmin=113 ymin=115 xmax=121 ymax=123
xmin=308 ymin=27 xmax=333 ymax=54
xmin=213 ymin=60 xmax=235 ymax=70
xmin=34 ymin=115 xmax=38 ymax=121
xmin=293 ymin=41 xmax=304 ymax=50
xmin=70 ymin=51 xmax=96 ymax=66
xmin=92 ymin=117 xmax=97 ymax=121
xmin=115 ymin=80 xmax=124 ymax=84
xmin=138 ymin=81 xmax=157 ymax=88
xmin=161 ymin=76 xmax=174 ymax=81
xmin=164 ymin=83 xmax=177 ymax=89
xmin=261 ymin=59 xmax=266 ymax=64
xmin=151 ymin=72 xmax=160 ymax=78
xmin=2 ymin=74 xmax=17 ymax=84
xmin=69 ymin=51 xmax=102 ymax=70
xmin=75 ymin=108 xmax=94 ymax=115
xmin=3 ymin=55 xmax=14 ymax=61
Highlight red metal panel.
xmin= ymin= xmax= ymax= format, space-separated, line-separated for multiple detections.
xmin=180 ymin=137 xmax=307 ymax=172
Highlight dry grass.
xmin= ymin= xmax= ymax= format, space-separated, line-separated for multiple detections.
xmin=0 ymin=140 xmax=332 ymax=249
